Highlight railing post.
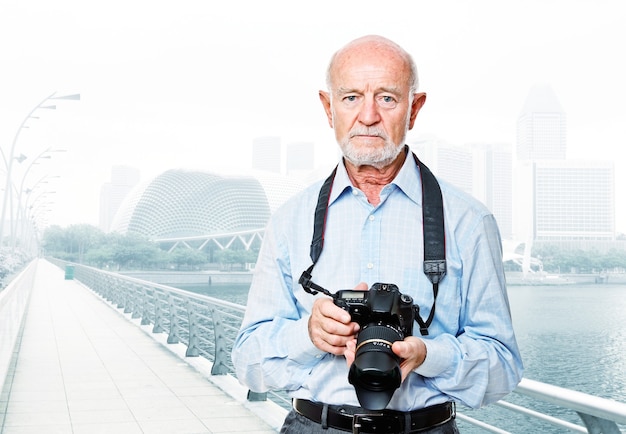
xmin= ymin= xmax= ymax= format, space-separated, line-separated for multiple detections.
xmin=210 ymin=307 xmax=229 ymax=375
xmin=130 ymin=284 xmax=141 ymax=319
xmin=247 ymin=390 xmax=267 ymax=402
xmin=152 ymin=291 xmax=165 ymax=333
xmin=167 ymin=294 xmax=179 ymax=344
xmin=185 ymin=301 xmax=200 ymax=357
xmin=140 ymin=287 xmax=151 ymax=326
xmin=122 ymin=281 xmax=133 ymax=314
xmin=577 ymin=412 xmax=622 ymax=434
xmin=117 ymin=279 xmax=127 ymax=310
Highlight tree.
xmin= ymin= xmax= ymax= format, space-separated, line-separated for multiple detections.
xmin=170 ymin=249 xmax=208 ymax=270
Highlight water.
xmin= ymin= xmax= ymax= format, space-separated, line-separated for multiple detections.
xmin=180 ymin=281 xmax=626 ymax=433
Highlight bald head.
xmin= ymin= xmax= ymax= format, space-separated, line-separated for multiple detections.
xmin=325 ymin=35 xmax=419 ymax=95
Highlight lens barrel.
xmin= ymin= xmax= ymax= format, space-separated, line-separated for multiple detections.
xmin=348 ymin=322 xmax=404 ymax=410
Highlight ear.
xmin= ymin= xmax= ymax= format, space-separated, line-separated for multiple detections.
xmin=408 ymin=92 xmax=427 ymax=130
xmin=318 ymin=90 xmax=334 ymax=128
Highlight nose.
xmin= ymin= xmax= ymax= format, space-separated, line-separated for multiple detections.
xmin=358 ymin=96 xmax=381 ymax=126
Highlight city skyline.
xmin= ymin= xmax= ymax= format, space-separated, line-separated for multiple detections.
xmin=1 ymin=1 xmax=624 ymax=233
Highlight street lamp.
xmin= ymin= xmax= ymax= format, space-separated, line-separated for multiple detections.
xmin=0 ymin=92 xmax=79 ymax=245
xmin=21 ymin=192 xmax=55 ymax=255
xmin=9 ymin=149 xmax=65 ymax=247
xmin=11 ymin=168 xmax=62 ymax=249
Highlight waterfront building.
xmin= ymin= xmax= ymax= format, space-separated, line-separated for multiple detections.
xmin=471 ymin=143 xmax=513 ymax=240
xmin=516 ymin=83 xmax=567 ymax=161
xmin=514 ymin=84 xmax=617 ymax=251
xmin=410 ymin=138 xmax=513 ymax=240
xmin=108 ymin=168 xmax=306 ymax=253
xmin=286 ymin=141 xmax=314 ymax=177
xmin=252 ymin=136 xmax=281 ymax=174
xmin=533 ymin=160 xmax=615 ymax=247
xmin=99 ymin=165 xmax=140 ymax=232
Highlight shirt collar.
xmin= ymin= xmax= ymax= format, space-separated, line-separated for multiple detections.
xmin=328 ymin=146 xmax=423 ymax=206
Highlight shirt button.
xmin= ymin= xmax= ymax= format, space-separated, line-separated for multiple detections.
xmin=367 ymin=263 xmax=374 ymax=269
xmin=352 ymin=189 xmax=359 ymax=196
xmin=369 ymin=215 xmax=375 ymax=221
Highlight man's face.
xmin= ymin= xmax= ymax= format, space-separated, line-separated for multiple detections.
xmin=319 ymin=44 xmax=426 ymax=168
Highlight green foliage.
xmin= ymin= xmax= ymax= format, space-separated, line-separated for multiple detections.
xmin=532 ymin=244 xmax=626 ymax=273
xmin=0 ymin=247 xmax=30 ymax=283
xmin=213 ymin=248 xmax=258 ymax=270
xmin=41 ymin=225 xmax=259 ymax=271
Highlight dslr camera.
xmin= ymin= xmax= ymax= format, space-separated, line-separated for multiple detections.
xmin=333 ymin=283 xmax=417 ymax=410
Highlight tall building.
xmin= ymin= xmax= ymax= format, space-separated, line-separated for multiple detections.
xmin=514 ymin=84 xmax=616 ymax=250
xmin=99 ymin=166 xmax=140 ymax=232
xmin=411 ymin=138 xmax=514 ymax=238
xmin=472 ymin=143 xmax=513 ymax=240
xmin=516 ymin=83 xmax=567 ymax=161
xmin=411 ymin=138 xmax=473 ymax=195
xmin=533 ymin=160 xmax=615 ymax=244
xmin=252 ymin=136 xmax=281 ymax=174
xmin=286 ymin=142 xmax=314 ymax=177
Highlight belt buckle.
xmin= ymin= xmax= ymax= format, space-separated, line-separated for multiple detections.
xmin=352 ymin=413 xmax=383 ymax=434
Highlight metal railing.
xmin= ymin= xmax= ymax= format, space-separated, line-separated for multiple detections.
xmin=48 ymin=259 xmax=626 ymax=434
xmin=0 ymin=260 xmax=37 ymax=389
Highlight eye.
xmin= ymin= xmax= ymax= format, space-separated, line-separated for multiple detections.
xmin=344 ymin=95 xmax=357 ymax=102
xmin=378 ymin=95 xmax=398 ymax=108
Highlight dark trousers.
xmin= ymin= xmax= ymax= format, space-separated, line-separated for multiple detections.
xmin=280 ymin=408 xmax=460 ymax=434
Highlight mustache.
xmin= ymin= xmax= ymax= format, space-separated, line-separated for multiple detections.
xmin=348 ymin=127 xmax=389 ymax=140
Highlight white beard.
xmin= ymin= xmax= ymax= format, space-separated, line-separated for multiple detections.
xmin=339 ymin=126 xmax=406 ymax=169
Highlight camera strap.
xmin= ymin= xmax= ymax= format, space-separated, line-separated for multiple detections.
xmin=299 ymin=149 xmax=446 ymax=336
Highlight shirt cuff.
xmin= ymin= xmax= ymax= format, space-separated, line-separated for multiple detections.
xmin=414 ymin=337 xmax=454 ymax=378
xmin=285 ymin=315 xmax=326 ymax=365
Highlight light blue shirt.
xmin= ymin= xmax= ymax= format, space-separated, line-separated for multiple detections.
xmin=232 ymin=149 xmax=523 ymax=410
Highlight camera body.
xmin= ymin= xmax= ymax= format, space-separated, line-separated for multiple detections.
xmin=334 ymin=283 xmax=416 ymax=337
xmin=333 ymin=283 xmax=417 ymax=410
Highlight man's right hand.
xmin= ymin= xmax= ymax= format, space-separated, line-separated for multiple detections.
xmin=307 ymin=282 xmax=367 ymax=356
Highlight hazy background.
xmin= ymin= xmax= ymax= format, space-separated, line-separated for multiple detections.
xmin=1 ymin=0 xmax=624 ymax=231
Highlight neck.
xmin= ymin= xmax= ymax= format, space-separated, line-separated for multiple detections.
xmin=344 ymin=151 xmax=406 ymax=205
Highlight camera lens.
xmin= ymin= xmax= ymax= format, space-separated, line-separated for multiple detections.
xmin=348 ymin=321 xmax=403 ymax=410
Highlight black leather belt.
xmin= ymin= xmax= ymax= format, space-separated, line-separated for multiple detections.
xmin=293 ymin=398 xmax=455 ymax=433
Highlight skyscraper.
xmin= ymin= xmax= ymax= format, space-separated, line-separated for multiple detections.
xmin=472 ymin=143 xmax=513 ymax=240
xmin=516 ymin=83 xmax=567 ymax=161
xmin=533 ymin=161 xmax=614 ymax=244
xmin=252 ymin=136 xmax=281 ymax=174
xmin=514 ymin=84 xmax=616 ymax=250
xmin=99 ymin=166 xmax=140 ymax=232
xmin=411 ymin=138 xmax=514 ymax=239
xmin=286 ymin=142 xmax=314 ymax=176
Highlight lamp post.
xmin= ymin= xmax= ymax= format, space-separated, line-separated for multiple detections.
xmin=22 ymin=192 xmax=55 ymax=256
xmin=9 ymin=149 xmax=64 ymax=248
xmin=0 ymin=92 xmax=79 ymax=245
xmin=12 ymin=170 xmax=61 ymax=249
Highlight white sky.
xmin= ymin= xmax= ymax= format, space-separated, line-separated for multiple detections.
xmin=1 ymin=0 xmax=624 ymax=232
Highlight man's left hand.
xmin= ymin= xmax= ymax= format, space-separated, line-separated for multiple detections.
xmin=392 ymin=337 xmax=427 ymax=381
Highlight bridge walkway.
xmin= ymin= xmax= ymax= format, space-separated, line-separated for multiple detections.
xmin=0 ymin=260 xmax=278 ymax=434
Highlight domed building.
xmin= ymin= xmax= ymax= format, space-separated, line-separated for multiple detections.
xmin=110 ymin=169 xmax=307 ymax=250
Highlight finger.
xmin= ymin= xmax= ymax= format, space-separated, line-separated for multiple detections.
xmin=345 ymin=339 xmax=356 ymax=366
xmin=354 ymin=282 xmax=369 ymax=290
xmin=319 ymin=298 xmax=352 ymax=325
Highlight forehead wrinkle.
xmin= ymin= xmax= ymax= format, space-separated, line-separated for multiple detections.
xmin=334 ymin=84 xmax=403 ymax=96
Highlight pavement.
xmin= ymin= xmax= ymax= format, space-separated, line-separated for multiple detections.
xmin=0 ymin=259 xmax=284 ymax=434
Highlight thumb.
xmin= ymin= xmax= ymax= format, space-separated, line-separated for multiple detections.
xmin=392 ymin=339 xmax=411 ymax=359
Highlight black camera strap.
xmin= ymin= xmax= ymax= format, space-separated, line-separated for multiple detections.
xmin=298 ymin=150 xmax=446 ymax=336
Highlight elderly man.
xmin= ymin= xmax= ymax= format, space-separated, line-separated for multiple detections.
xmin=232 ymin=35 xmax=523 ymax=434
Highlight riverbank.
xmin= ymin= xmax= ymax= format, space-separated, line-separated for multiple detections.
xmin=121 ymin=270 xmax=626 ymax=287
xmin=506 ymin=271 xmax=626 ymax=285
xmin=120 ymin=270 xmax=253 ymax=285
